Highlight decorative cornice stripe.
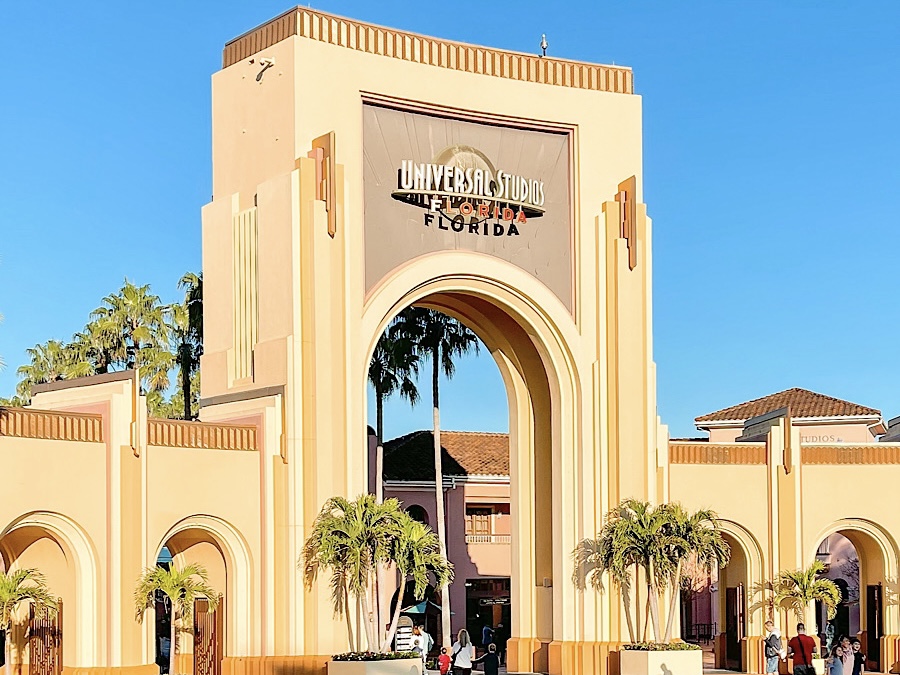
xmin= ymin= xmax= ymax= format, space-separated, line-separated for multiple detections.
xmin=0 ymin=407 xmax=103 ymax=443
xmin=669 ymin=442 xmax=767 ymax=465
xmin=223 ymin=7 xmax=633 ymax=95
xmin=802 ymin=445 xmax=900 ymax=465
xmin=147 ymin=418 xmax=257 ymax=451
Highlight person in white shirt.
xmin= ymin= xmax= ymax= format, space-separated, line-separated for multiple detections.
xmin=449 ymin=629 xmax=476 ymax=675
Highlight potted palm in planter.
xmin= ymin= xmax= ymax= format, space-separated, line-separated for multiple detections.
xmin=134 ymin=563 xmax=220 ymax=675
xmin=301 ymin=494 xmax=453 ymax=674
xmin=772 ymin=561 xmax=841 ymax=675
xmin=573 ymin=499 xmax=730 ymax=675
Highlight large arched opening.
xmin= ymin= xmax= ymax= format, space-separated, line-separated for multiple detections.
xmin=363 ymin=259 xmax=579 ymax=674
xmin=0 ymin=511 xmax=100 ymax=670
xmin=152 ymin=516 xmax=253 ymax=675
xmin=811 ymin=519 xmax=900 ymax=672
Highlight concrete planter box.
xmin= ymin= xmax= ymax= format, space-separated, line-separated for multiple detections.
xmin=327 ymin=658 xmax=423 ymax=675
xmin=620 ymin=649 xmax=703 ymax=675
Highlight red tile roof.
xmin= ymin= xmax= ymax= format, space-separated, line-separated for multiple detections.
xmin=695 ymin=388 xmax=880 ymax=424
xmin=383 ymin=430 xmax=509 ymax=481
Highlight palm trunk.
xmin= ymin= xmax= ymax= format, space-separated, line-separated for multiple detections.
xmin=634 ymin=564 xmax=642 ymax=641
xmin=169 ymin=607 xmax=178 ymax=675
xmin=381 ymin=577 xmax=407 ymax=652
xmin=621 ymin=584 xmax=636 ymax=643
xmin=647 ymin=559 xmax=662 ymax=642
xmin=344 ymin=583 xmax=356 ymax=652
xmin=642 ymin=594 xmax=650 ymax=642
xmin=181 ymin=346 xmax=192 ymax=420
xmin=664 ymin=560 xmax=683 ymax=641
xmin=374 ymin=395 xmax=384 ymax=643
xmin=4 ymin=629 xmax=12 ymax=675
xmin=360 ymin=591 xmax=376 ymax=651
xmin=432 ymin=348 xmax=451 ymax=649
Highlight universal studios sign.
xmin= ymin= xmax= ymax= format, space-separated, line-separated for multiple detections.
xmin=392 ymin=145 xmax=546 ymax=237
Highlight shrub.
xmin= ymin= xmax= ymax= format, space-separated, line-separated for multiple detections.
xmin=623 ymin=642 xmax=701 ymax=651
xmin=332 ymin=651 xmax=421 ymax=662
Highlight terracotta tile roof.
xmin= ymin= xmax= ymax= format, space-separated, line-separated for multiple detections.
xmin=383 ymin=430 xmax=509 ymax=481
xmin=695 ymin=388 xmax=880 ymax=424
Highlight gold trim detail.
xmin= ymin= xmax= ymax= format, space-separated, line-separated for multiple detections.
xmin=147 ymin=419 xmax=257 ymax=451
xmin=0 ymin=407 xmax=103 ymax=443
xmin=669 ymin=442 xmax=767 ymax=465
xmin=802 ymin=444 xmax=900 ymax=464
xmin=223 ymin=8 xmax=633 ymax=94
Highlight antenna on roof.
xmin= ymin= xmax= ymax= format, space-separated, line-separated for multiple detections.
xmin=540 ymin=34 xmax=548 ymax=57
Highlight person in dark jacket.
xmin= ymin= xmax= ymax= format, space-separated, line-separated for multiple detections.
xmin=473 ymin=643 xmax=500 ymax=675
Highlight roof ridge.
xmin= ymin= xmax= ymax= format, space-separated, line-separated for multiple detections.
xmin=695 ymin=387 xmax=880 ymax=424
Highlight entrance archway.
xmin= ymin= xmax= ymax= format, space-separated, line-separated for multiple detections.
xmin=811 ymin=519 xmax=900 ymax=672
xmin=0 ymin=511 xmax=99 ymax=669
xmin=154 ymin=516 xmax=253 ymax=672
xmin=363 ymin=259 xmax=580 ymax=674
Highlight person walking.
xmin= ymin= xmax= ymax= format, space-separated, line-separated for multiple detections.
xmin=450 ymin=629 xmax=476 ymax=675
xmin=851 ymin=638 xmax=866 ymax=675
xmin=494 ymin=623 xmax=508 ymax=666
xmin=473 ymin=643 xmax=501 ymax=675
xmin=481 ymin=624 xmax=494 ymax=652
xmin=787 ymin=623 xmax=818 ymax=675
xmin=411 ymin=626 xmax=425 ymax=664
xmin=420 ymin=625 xmax=435 ymax=661
xmin=827 ymin=645 xmax=845 ymax=675
xmin=765 ymin=620 xmax=785 ymax=675
xmin=438 ymin=648 xmax=452 ymax=675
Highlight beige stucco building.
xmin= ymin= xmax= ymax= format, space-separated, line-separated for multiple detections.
xmin=2 ymin=7 xmax=899 ymax=675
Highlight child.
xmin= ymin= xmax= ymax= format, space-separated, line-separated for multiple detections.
xmin=438 ymin=647 xmax=451 ymax=675
xmin=473 ymin=643 xmax=500 ymax=675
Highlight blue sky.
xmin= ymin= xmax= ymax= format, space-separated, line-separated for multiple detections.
xmin=1 ymin=1 xmax=898 ymax=439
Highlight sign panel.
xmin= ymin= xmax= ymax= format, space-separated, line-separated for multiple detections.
xmin=363 ymin=104 xmax=572 ymax=310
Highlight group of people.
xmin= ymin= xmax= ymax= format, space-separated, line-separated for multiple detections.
xmin=410 ymin=623 xmax=508 ymax=674
xmin=765 ymin=621 xmax=866 ymax=675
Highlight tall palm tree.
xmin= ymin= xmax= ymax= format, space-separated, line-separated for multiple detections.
xmin=0 ymin=569 xmax=56 ymax=675
xmin=661 ymin=504 xmax=730 ymax=640
xmin=368 ymin=328 xmax=420 ymax=501
xmin=773 ymin=560 xmax=841 ymax=628
xmin=393 ymin=307 xmax=480 ymax=647
xmin=301 ymin=495 xmax=404 ymax=652
xmin=169 ymin=273 xmax=203 ymax=420
xmin=91 ymin=280 xmax=170 ymax=391
xmin=134 ymin=563 xmax=219 ymax=675
xmin=381 ymin=514 xmax=454 ymax=651
xmin=15 ymin=340 xmax=83 ymax=402
xmin=70 ymin=319 xmax=118 ymax=375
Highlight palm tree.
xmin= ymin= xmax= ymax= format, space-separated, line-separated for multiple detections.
xmin=393 ymin=307 xmax=480 ymax=647
xmin=380 ymin=513 xmax=454 ymax=651
xmin=301 ymin=495 xmax=404 ymax=652
xmin=0 ymin=569 xmax=56 ymax=675
xmin=660 ymin=504 xmax=730 ymax=641
xmin=168 ymin=273 xmax=203 ymax=420
xmin=773 ymin=560 xmax=841 ymax=629
xmin=91 ymin=280 xmax=170 ymax=391
xmin=15 ymin=340 xmax=83 ymax=402
xmin=572 ymin=529 xmax=638 ymax=642
xmin=368 ymin=328 xmax=420 ymax=501
xmin=134 ymin=563 xmax=219 ymax=675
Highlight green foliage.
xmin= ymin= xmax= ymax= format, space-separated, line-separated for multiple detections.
xmin=573 ymin=500 xmax=729 ymax=644
xmin=773 ymin=560 xmax=842 ymax=621
xmin=301 ymin=495 xmax=453 ymax=654
xmin=3 ymin=273 xmax=202 ymax=415
xmin=0 ymin=568 xmax=56 ymax=632
xmin=331 ymin=652 xmax=420 ymax=662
